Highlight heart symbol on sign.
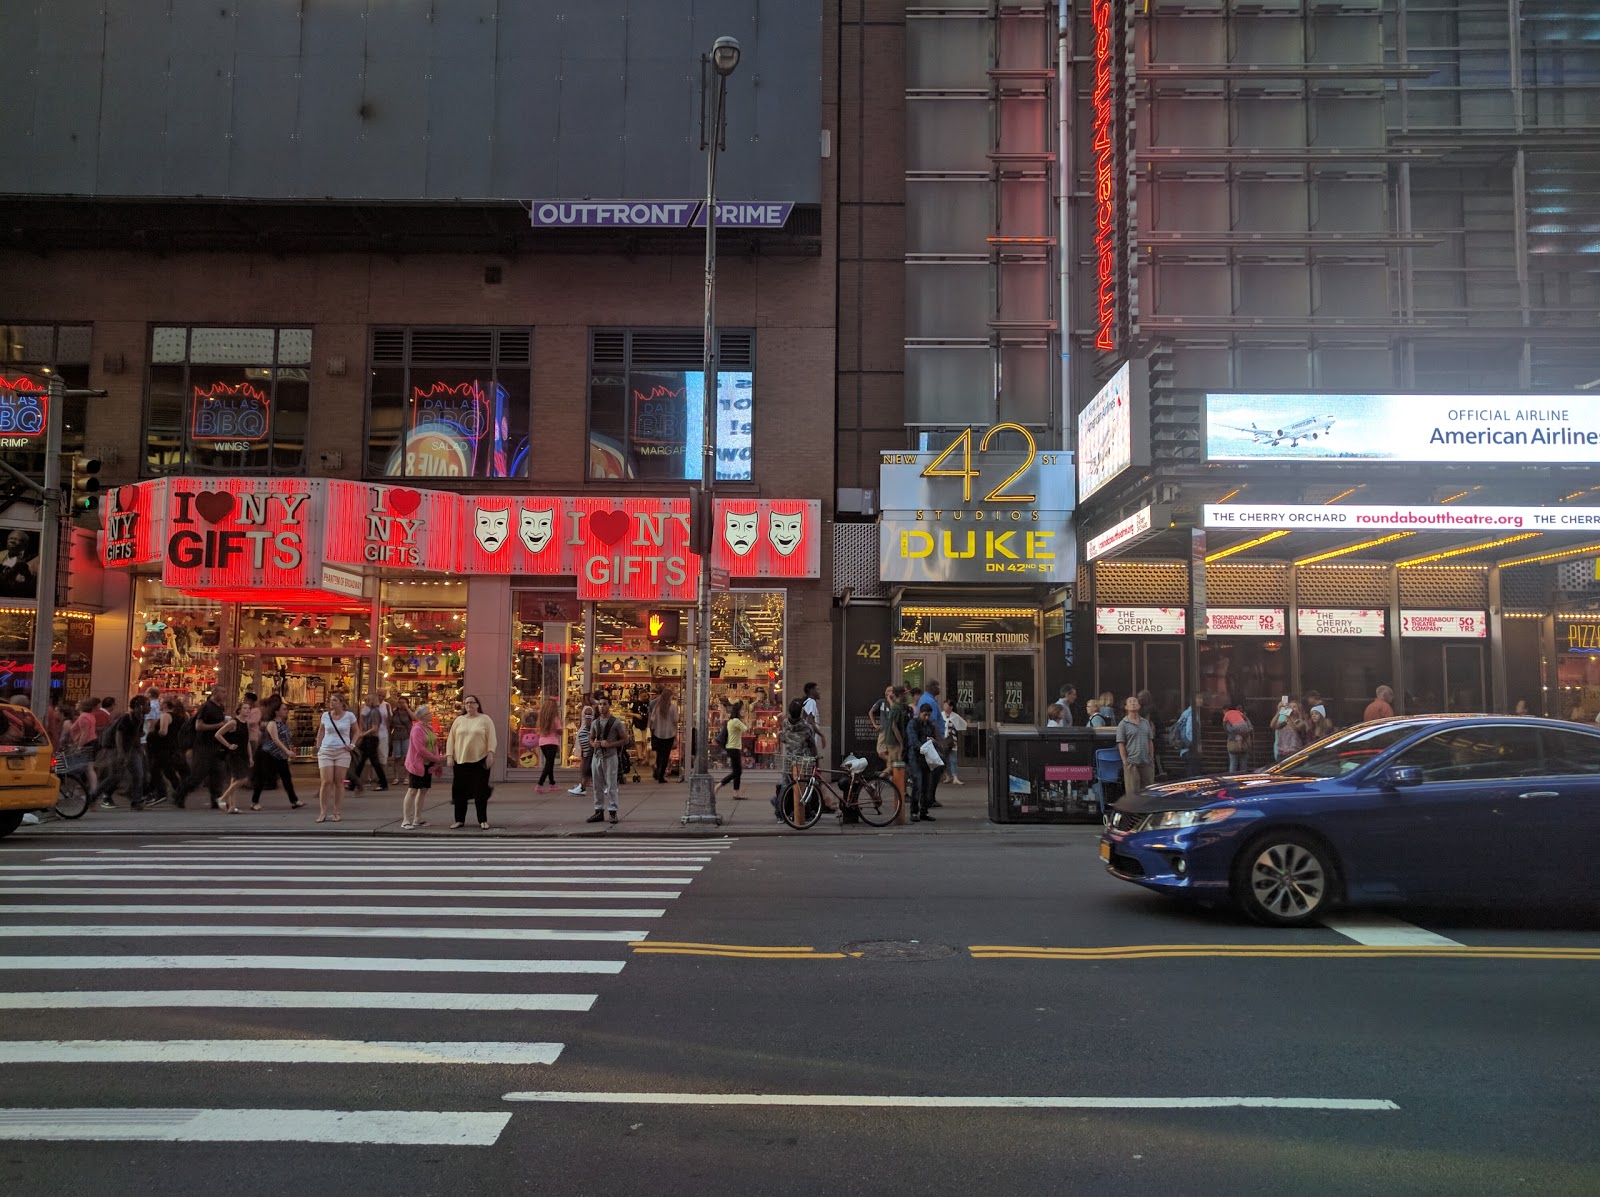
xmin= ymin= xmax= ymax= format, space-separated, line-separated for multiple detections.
xmin=193 ymin=491 xmax=235 ymax=525
xmin=388 ymin=488 xmax=421 ymax=517
xmin=588 ymin=509 xmax=632 ymax=547
xmin=113 ymin=486 xmax=137 ymax=513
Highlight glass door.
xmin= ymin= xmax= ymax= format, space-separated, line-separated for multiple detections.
xmin=994 ymin=654 xmax=1036 ymax=725
xmin=1142 ymin=641 xmax=1186 ymax=727
xmin=946 ymin=653 xmax=987 ymax=759
xmin=1444 ymin=643 xmax=1486 ymax=712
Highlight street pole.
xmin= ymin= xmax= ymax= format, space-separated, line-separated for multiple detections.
xmin=29 ymin=374 xmax=64 ymax=722
xmin=683 ymin=36 xmax=740 ymax=826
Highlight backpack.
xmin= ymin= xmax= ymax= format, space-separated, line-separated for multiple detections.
xmin=716 ymin=721 xmax=731 ymax=750
xmin=172 ymin=713 xmax=195 ymax=753
xmin=1167 ymin=708 xmax=1193 ymax=752
xmin=97 ymin=715 xmax=123 ymax=750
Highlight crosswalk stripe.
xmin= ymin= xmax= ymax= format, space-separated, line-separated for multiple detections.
xmin=0 ymin=886 xmax=685 ymax=899
xmin=1319 ymin=914 xmax=1464 ymax=948
xmin=0 ymin=955 xmax=626 ymax=974
xmin=0 ymin=1040 xmax=564 ymax=1066
xmin=69 ymin=844 xmax=728 ymax=853
xmin=40 ymin=854 xmax=718 ymax=865
xmin=8 ymin=864 xmax=702 ymax=873
xmin=0 ymin=991 xmax=597 ymax=1011
xmin=0 ymin=925 xmax=649 ymax=943
xmin=4 ymin=904 xmax=666 ymax=919
xmin=0 ymin=873 xmax=699 ymax=885
xmin=0 ymin=1108 xmax=512 ymax=1145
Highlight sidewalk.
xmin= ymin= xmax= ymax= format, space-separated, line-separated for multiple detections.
xmin=23 ymin=768 xmax=1012 ymax=839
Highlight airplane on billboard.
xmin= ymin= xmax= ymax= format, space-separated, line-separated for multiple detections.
xmin=1222 ymin=415 xmax=1336 ymax=449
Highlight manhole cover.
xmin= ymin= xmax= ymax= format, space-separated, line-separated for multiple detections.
xmin=840 ymin=940 xmax=957 ymax=961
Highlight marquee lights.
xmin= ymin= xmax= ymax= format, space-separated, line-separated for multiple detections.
xmin=1205 ymin=530 xmax=1289 ymax=563
xmin=1091 ymin=0 xmax=1118 ymax=353
xmin=1293 ymin=533 xmax=1414 ymax=567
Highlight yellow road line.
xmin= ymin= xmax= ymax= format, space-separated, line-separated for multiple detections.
xmin=630 ymin=940 xmax=828 ymax=951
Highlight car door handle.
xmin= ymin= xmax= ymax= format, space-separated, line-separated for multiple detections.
xmin=1517 ymin=790 xmax=1559 ymax=800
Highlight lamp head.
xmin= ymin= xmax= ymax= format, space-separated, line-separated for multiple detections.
xmin=711 ymin=36 xmax=741 ymax=77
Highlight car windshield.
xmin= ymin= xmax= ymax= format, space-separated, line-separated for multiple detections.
xmin=1268 ymin=723 xmax=1418 ymax=779
xmin=0 ymin=704 xmax=48 ymax=747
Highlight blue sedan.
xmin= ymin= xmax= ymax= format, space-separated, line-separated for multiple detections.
xmin=1100 ymin=716 xmax=1600 ymax=926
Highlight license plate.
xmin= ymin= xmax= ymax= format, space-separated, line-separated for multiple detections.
xmin=6 ymin=758 xmax=25 ymax=771
xmin=1098 ymin=841 xmax=1111 ymax=863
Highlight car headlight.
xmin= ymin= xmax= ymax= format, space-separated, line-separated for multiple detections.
xmin=1145 ymin=806 xmax=1237 ymax=831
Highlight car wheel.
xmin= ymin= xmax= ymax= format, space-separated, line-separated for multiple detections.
xmin=1233 ymin=831 xmax=1337 ymax=927
xmin=0 ymin=809 xmax=23 ymax=840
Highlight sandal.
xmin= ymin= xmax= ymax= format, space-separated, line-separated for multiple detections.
xmin=400 ymin=822 xmax=414 ymax=830
xmin=331 ymin=814 xmax=342 ymax=822
xmin=250 ymin=804 xmax=261 ymax=811
xmin=479 ymin=822 xmax=491 ymax=830
xmin=450 ymin=821 xmax=464 ymax=829
xmin=315 ymin=815 xmax=327 ymax=823
xmin=413 ymin=820 xmax=428 ymax=827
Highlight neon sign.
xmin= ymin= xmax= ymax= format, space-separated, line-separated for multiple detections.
xmin=1091 ymin=0 xmax=1118 ymax=353
xmin=0 ymin=375 xmax=48 ymax=448
xmin=190 ymin=381 xmax=270 ymax=445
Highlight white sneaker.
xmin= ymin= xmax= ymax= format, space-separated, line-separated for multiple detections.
xmin=568 ymin=785 xmax=586 ymax=795
xmin=21 ymin=812 xmax=40 ymax=825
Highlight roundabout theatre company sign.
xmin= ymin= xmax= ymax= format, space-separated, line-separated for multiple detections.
xmin=101 ymin=478 xmax=819 ymax=603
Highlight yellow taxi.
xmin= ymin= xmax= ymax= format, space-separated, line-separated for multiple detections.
xmin=0 ymin=703 xmax=60 ymax=838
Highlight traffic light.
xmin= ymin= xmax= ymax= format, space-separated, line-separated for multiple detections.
xmin=646 ymin=610 xmax=681 ymax=644
xmin=75 ymin=457 xmax=102 ymax=513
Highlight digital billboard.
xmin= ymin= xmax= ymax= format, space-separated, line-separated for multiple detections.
xmin=1077 ymin=362 xmax=1148 ymax=503
xmin=1205 ymin=394 xmax=1600 ymax=463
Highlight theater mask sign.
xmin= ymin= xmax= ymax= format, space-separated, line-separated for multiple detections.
xmin=878 ymin=426 xmax=1076 ymax=584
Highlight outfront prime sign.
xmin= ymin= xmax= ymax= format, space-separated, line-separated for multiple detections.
xmin=1205 ymin=393 xmax=1600 ymax=463
xmin=530 ymin=200 xmax=794 ymax=229
xmin=1203 ymin=504 xmax=1600 ymax=533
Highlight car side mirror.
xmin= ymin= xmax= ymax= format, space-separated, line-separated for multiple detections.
xmin=1385 ymin=765 xmax=1423 ymax=788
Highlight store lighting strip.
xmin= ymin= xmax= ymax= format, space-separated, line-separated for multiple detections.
xmin=899 ymin=606 xmax=1037 ymax=619
xmin=1502 ymin=611 xmax=1549 ymax=620
xmin=1323 ymin=487 xmax=1360 ymax=505
xmin=1205 ymin=530 xmax=1289 ymax=563
xmin=1396 ymin=532 xmax=1540 ymax=567
xmin=0 ymin=607 xmax=94 ymax=619
xmin=1293 ymin=533 xmax=1414 ymax=566
xmin=1497 ymin=542 xmax=1600 ymax=569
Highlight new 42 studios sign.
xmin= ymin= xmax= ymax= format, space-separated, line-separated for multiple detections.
xmin=879 ymin=425 xmax=1076 ymax=583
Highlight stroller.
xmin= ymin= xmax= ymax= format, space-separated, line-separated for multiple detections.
xmin=1093 ymin=748 xmax=1124 ymax=817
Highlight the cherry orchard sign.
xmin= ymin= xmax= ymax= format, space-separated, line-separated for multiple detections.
xmin=104 ymin=479 xmax=820 ymax=600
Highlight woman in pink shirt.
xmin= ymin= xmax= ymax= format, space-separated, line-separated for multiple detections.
xmin=534 ymin=698 xmax=562 ymax=792
xmin=400 ymin=702 xmax=442 ymax=830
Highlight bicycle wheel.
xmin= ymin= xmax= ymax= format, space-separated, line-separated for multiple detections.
xmin=854 ymin=778 xmax=902 ymax=827
xmin=777 ymin=778 xmax=823 ymax=829
xmin=54 ymin=774 xmax=89 ymax=820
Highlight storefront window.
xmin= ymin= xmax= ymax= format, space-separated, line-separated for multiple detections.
xmin=1299 ymin=638 xmax=1388 ymax=728
xmin=708 ymin=590 xmax=786 ymax=769
xmin=508 ymin=593 xmax=582 ymax=770
xmin=145 ymin=326 xmax=310 ymax=475
xmin=1198 ymin=638 xmax=1290 ymax=766
xmin=2 ymin=323 xmax=91 ymax=466
xmin=381 ymin=580 xmax=467 ymax=739
xmin=130 ymin=579 xmax=224 ymax=698
xmin=0 ymin=606 xmax=93 ymax=706
xmin=587 ymin=328 xmax=755 ymax=482
xmin=366 ymin=328 xmax=532 ymax=479
xmin=1557 ymin=619 xmax=1600 ymax=720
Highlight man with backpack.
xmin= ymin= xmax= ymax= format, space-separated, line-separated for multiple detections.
xmin=585 ymin=695 xmax=626 ymax=824
xmin=91 ymin=695 xmax=151 ymax=811
xmin=1222 ymin=702 xmax=1254 ymax=773
xmin=646 ymin=686 xmax=680 ymax=784
xmin=176 ymin=685 xmax=230 ymax=809
xmin=1169 ymin=694 xmax=1203 ymax=777
xmin=346 ymin=698 xmax=390 ymax=791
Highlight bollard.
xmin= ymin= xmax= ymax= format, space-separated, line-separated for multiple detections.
xmin=891 ymin=759 xmax=908 ymax=825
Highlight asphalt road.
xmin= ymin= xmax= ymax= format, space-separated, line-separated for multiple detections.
xmin=0 ymin=829 xmax=1596 ymax=1196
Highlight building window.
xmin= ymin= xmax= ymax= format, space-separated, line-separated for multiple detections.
xmin=1 ymin=323 xmax=92 ymax=466
xmin=366 ymin=327 xmax=532 ymax=479
xmin=145 ymin=326 xmax=310 ymax=476
xmin=587 ymin=328 xmax=755 ymax=482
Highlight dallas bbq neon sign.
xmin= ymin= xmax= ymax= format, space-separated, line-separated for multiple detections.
xmin=0 ymin=375 xmax=48 ymax=446
xmin=190 ymin=381 xmax=270 ymax=443
xmin=1091 ymin=0 xmax=1118 ymax=353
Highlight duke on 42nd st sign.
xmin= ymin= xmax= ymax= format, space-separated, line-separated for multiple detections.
xmin=878 ymin=424 xmax=1077 ymax=584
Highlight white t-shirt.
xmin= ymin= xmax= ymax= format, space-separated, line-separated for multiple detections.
xmin=803 ymin=696 xmax=820 ymax=724
xmin=319 ymin=710 xmax=358 ymax=753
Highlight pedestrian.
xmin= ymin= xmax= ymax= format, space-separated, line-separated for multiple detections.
xmin=1362 ymin=685 xmax=1396 ymax=722
xmin=91 ymin=696 xmax=115 ymax=737
xmin=941 ymin=697 xmax=967 ymax=785
xmin=142 ymin=696 xmax=184 ymax=804
xmin=802 ymin=682 xmax=826 ymax=754
xmin=1304 ymin=690 xmax=1334 ymax=740
xmin=714 ymin=700 xmax=748 ymax=800
xmin=64 ymin=696 xmax=102 ymax=793
xmin=1044 ymin=703 xmax=1065 ymax=728
xmin=873 ymin=685 xmax=902 ymax=772
xmin=585 ymin=694 xmax=626 ymax=824
xmin=1087 ymin=692 xmax=1117 ymax=728
xmin=214 ymin=702 xmax=252 ymax=814
xmin=389 ymin=695 xmax=413 ymax=764
xmin=315 ymin=692 xmax=357 ymax=823
xmin=1058 ymin=683 xmax=1078 ymax=727
xmin=177 ymin=685 xmax=231 ymax=810
xmin=1272 ymin=698 xmax=1309 ymax=761
xmin=91 ymin=695 xmax=150 ymax=810
xmin=534 ymin=697 xmax=562 ymax=792
xmin=1513 ymin=698 xmax=1531 ymax=716
xmin=1115 ymin=695 xmax=1156 ymax=799
xmin=868 ymin=684 xmax=895 ymax=738
xmin=570 ymin=694 xmax=595 ymax=796
xmin=400 ymin=701 xmax=441 ymax=829
xmin=376 ymin=692 xmax=393 ymax=764
xmin=1171 ymin=694 xmax=1202 ymax=777
xmin=44 ymin=693 xmax=68 ymax=750
xmin=916 ymin=681 xmax=946 ymax=806
xmin=905 ymin=699 xmax=944 ymax=822
xmin=445 ymin=694 xmax=497 ymax=829
xmin=249 ymin=695 xmax=301 ymax=810
xmin=1222 ymin=702 xmax=1254 ymax=773
xmin=347 ymin=698 xmax=389 ymax=792
xmin=776 ymin=697 xmax=820 ymax=822
xmin=646 ymin=685 xmax=680 ymax=783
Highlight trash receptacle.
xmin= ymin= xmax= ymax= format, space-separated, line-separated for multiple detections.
xmin=988 ymin=726 xmax=1116 ymax=824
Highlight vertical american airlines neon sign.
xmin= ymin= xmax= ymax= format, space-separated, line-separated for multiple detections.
xmin=1091 ymin=0 xmax=1118 ymax=353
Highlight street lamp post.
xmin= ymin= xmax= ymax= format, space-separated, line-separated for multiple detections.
xmin=683 ymin=36 xmax=740 ymax=826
